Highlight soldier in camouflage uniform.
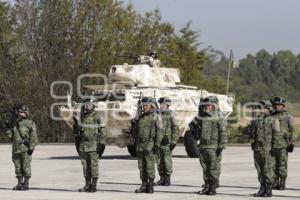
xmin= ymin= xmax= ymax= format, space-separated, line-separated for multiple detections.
xmin=154 ymin=97 xmax=179 ymax=186
xmin=5 ymin=104 xmax=38 ymax=191
xmin=249 ymin=101 xmax=277 ymax=197
xmin=189 ymin=96 xmax=227 ymax=195
xmin=135 ymin=97 xmax=163 ymax=193
xmin=74 ymin=98 xmax=107 ymax=193
xmin=271 ymin=97 xmax=297 ymax=190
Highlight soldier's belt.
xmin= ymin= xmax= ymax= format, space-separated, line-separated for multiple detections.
xmin=200 ymin=139 xmax=211 ymax=145
xmin=138 ymin=138 xmax=153 ymax=143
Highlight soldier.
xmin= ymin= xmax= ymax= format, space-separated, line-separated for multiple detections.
xmin=154 ymin=97 xmax=179 ymax=186
xmin=189 ymin=96 xmax=227 ymax=195
xmin=74 ymin=98 xmax=107 ymax=193
xmin=270 ymin=97 xmax=297 ymax=190
xmin=135 ymin=97 xmax=163 ymax=193
xmin=148 ymin=51 xmax=161 ymax=67
xmin=249 ymin=101 xmax=276 ymax=197
xmin=4 ymin=104 xmax=38 ymax=191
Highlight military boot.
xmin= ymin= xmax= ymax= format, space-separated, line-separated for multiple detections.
xmin=272 ymin=178 xmax=279 ymax=190
xmin=154 ymin=176 xmax=165 ymax=186
xmin=264 ymin=183 xmax=272 ymax=197
xmin=253 ymin=183 xmax=265 ymax=197
xmin=164 ymin=175 xmax=171 ymax=186
xmin=79 ymin=177 xmax=91 ymax=192
xmin=279 ymin=177 xmax=286 ymax=190
xmin=146 ymin=178 xmax=154 ymax=193
xmin=207 ymin=181 xmax=216 ymax=196
xmin=13 ymin=176 xmax=23 ymax=190
xmin=135 ymin=181 xmax=147 ymax=193
xmin=21 ymin=177 xmax=30 ymax=190
xmin=89 ymin=178 xmax=98 ymax=193
xmin=198 ymin=181 xmax=209 ymax=195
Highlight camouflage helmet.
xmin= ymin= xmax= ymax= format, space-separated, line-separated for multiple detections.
xmin=202 ymin=96 xmax=219 ymax=105
xmin=158 ymin=97 xmax=171 ymax=106
xmin=271 ymin=97 xmax=286 ymax=106
xmin=17 ymin=104 xmax=30 ymax=113
xmin=259 ymin=100 xmax=273 ymax=111
xmin=141 ymin=96 xmax=157 ymax=108
xmin=149 ymin=51 xmax=158 ymax=59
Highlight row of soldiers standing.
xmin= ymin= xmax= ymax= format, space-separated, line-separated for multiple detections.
xmin=248 ymin=97 xmax=297 ymax=197
xmin=3 ymin=96 xmax=296 ymax=197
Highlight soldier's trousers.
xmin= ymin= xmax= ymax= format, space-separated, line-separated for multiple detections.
xmin=155 ymin=146 xmax=172 ymax=177
xmin=12 ymin=152 xmax=32 ymax=177
xmin=79 ymin=151 xmax=99 ymax=178
xmin=199 ymin=148 xmax=218 ymax=184
xmin=254 ymin=150 xmax=274 ymax=184
xmin=137 ymin=150 xmax=155 ymax=181
xmin=273 ymin=148 xmax=288 ymax=179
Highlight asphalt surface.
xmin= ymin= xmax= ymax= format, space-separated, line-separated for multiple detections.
xmin=0 ymin=145 xmax=299 ymax=200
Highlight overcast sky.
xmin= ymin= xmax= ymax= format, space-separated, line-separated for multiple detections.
xmin=123 ymin=0 xmax=300 ymax=60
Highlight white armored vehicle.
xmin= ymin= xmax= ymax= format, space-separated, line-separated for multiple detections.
xmin=60 ymin=55 xmax=234 ymax=157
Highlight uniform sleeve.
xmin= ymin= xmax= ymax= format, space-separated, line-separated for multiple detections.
xmin=170 ymin=113 xmax=180 ymax=144
xmin=96 ymin=113 xmax=107 ymax=144
xmin=248 ymin=119 xmax=257 ymax=140
xmin=218 ymin=117 xmax=228 ymax=149
xmin=29 ymin=121 xmax=38 ymax=150
xmin=154 ymin=114 xmax=163 ymax=147
xmin=287 ymin=115 xmax=297 ymax=143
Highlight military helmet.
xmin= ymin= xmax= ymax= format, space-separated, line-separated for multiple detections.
xmin=158 ymin=97 xmax=171 ymax=106
xmin=149 ymin=51 xmax=158 ymax=59
xmin=17 ymin=104 xmax=30 ymax=113
xmin=259 ymin=100 xmax=273 ymax=111
xmin=271 ymin=97 xmax=286 ymax=106
xmin=202 ymin=96 xmax=219 ymax=105
xmin=141 ymin=96 xmax=156 ymax=108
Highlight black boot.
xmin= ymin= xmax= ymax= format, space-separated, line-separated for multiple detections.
xmin=207 ymin=181 xmax=216 ymax=195
xmin=154 ymin=176 xmax=165 ymax=186
xmin=164 ymin=175 xmax=171 ymax=186
xmin=21 ymin=177 xmax=30 ymax=190
xmin=198 ymin=181 xmax=209 ymax=195
xmin=79 ymin=177 xmax=91 ymax=192
xmin=135 ymin=181 xmax=147 ymax=193
xmin=273 ymin=178 xmax=279 ymax=190
xmin=89 ymin=178 xmax=98 ymax=192
xmin=279 ymin=177 xmax=286 ymax=190
xmin=264 ymin=183 xmax=272 ymax=197
xmin=146 ymin=178 xmax=154 ymax=193
xmin=13 ymin=176 xmax=23 ymax=190
xmin=253 ymin=183 xmax=265 ymax=197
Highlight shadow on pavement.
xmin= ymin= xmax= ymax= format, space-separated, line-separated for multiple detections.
xmin=45 ymin=155 xmax=136 ymax=160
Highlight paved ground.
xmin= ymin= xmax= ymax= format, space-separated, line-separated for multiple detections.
xmin=0 ymin=145 xmax=299 ymax=200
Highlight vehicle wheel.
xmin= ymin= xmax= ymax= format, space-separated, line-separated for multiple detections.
xmin=127 ymin=144 xmax=136 ymax=157
xmin=183 ymin=131 xmax=199 ymax=158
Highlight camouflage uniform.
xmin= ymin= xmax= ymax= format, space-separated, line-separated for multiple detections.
xmin=135 ymin=97 xmax=163 ymax=193
xmin=249 ymin=101 xmax=276 ymax=197
xmin=155 ymin=109 xmax=179 ymax=186
xmin=6 ymin=105 xmax=38 ymax=191
xmin=77 ymin=108 xmax=106 ymax=192
xmin=271 ymin=109 xmax=296 ymax=190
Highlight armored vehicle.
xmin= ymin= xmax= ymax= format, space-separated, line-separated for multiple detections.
xmin=60 ymin=55 xmax=234 ymax=157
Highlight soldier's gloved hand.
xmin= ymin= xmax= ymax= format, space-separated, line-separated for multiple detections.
xmin=27 ymin=149 xmax=34 ymax=155
xmin=170 ymin=143 xmax=176 ymax=151
xmin=97 ymin=143 xmax=106 ymax=159
xmin=22 ymin=138 xmax=30 ymax=148
xmin=216 ymin=147 xmax=223 ymax=156
xmin=153 ymin=145 xmax=160 ymax=155
xmin=287 ymin=143 xmax=294 ymax=153
xmin=270 ymin=148 xmax=277 ymax=156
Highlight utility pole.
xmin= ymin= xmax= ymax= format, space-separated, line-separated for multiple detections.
xmin=226 ymin=49 xmax=234 ymax=96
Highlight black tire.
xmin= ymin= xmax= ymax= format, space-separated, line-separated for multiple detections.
xmin=127 ymin=144 xmax=137 ymax=157
xmin=184 ymin=131 xmax=199 ymax=158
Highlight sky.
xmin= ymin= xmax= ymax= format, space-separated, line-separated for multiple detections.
xmin=123 ymin=0 xmax=300 ymax=60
